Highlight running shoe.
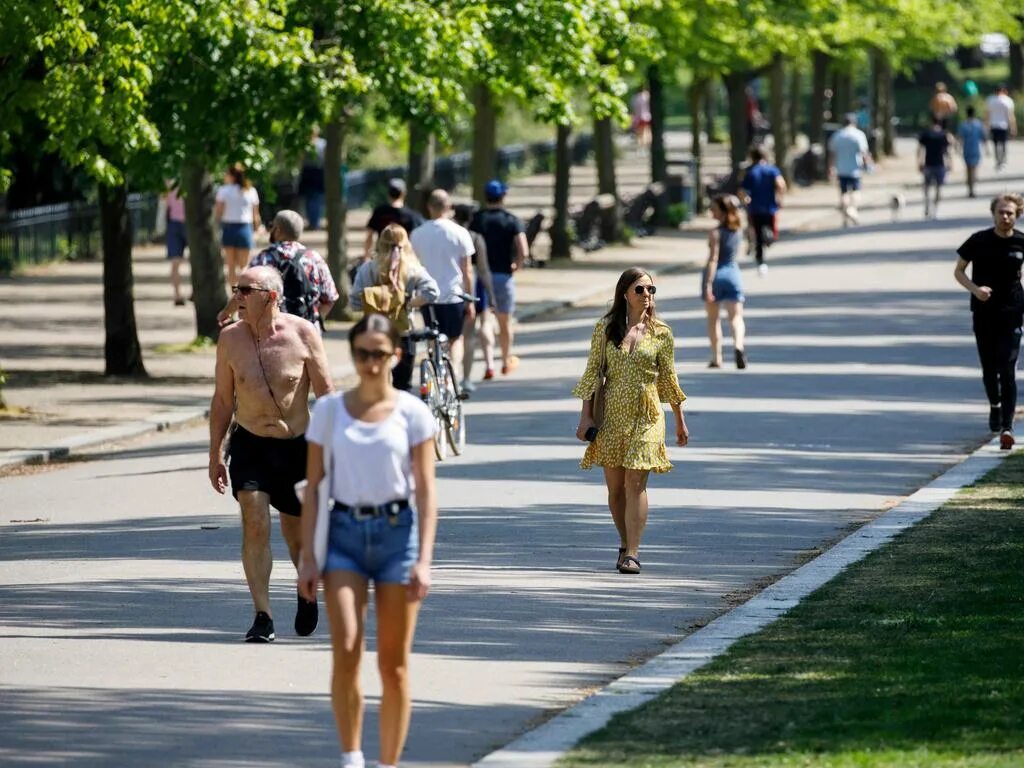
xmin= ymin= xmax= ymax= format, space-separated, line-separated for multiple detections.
xmin=294 ymin=594 xmax=318 ymax=637
xmin=735 ymin=349 xmax=748 ymax=369
xmin=483 ymin=368 xmax=495 ymax=380
xmin=502 ymin=356 xmax=520 ymax=375
xmin=757 ymin=263 xmax=768 ymax=277
xmin=245 ymin=611 xmax=275 ymax=643
xmin=1000 ymin=430 xmax=1015 ymax=450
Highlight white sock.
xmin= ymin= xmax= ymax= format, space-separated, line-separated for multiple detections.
xmin=340 ymin=751 xmax=364 ymax=768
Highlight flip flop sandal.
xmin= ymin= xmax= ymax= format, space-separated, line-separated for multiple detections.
xmin=616 ymin=547 xmax=627 ymax=570
xmin=618 ymin=555 xmax=641 ymax=574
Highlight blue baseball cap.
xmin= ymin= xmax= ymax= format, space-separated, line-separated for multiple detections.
xmin=484 ymin=179 xmax=508 ymax=201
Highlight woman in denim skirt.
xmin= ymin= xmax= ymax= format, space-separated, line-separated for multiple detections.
xmin=299 ymin=314 xmax=438 ymax=768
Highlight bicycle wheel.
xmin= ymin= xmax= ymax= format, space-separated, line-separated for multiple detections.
xmin=442 ymin=358 xmax=466 ymax=455
xmin=418 ymin=359 xmax=447 ymax=461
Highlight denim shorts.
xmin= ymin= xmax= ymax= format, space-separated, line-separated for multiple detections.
xmin=491 ymin=272 xmax=516 ymax=315
xmin=323 ymin=504 xmax=419 ymax=584
xmin=923 ymin=165 xmax=946 ymax=186
xmin=221 ymin=221 xmax=254 ymax=249
xmin=166 ymin=219 xmax=187 ymax=259
xmin=838 ymin=176 xmax=861 ymax=194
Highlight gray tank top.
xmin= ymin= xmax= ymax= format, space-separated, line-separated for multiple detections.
xmin=717 ymin=227 xmax=741 ymax=267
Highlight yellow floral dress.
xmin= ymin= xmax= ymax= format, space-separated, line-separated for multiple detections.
xmin=572 ymin=318 xmax=686 ymax=473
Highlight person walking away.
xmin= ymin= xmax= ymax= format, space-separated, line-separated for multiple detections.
xmin=298 ymin=127 xmax=327 ymax=230
xmin=209 ymin=266 xmax=333 ymax=641
xmin=954 ymin=193 xmax=1024 ymax=450
xmin=958 ymin=106 xmax=987 ymax=198
xmin=739 ymin=146 xmax=786 ymax=276
xmin=410 ymin=189 xmax=476 ymax=379
xmin=918 ymin=117 xmax=952 ymax=219
xmin=828 ymin=114 xmax=872 ymax=227
xmin=470 ymin=180 xmax=527 ymax=375
xmin=215 ymin=163 xmax=262 ymax=288
xmin=573 ymin=267 xmax=689 ymax=575
xmin=298 ymin=313 xmax=438 ymax=768
xmin=351 ymin=224 xmax=439 ymax=391
xmin=985 ymin=85 xmax=1017 ymax=171
xmin=362 ymin=179 xmax=425 ymax=269
xmin=454 ymin=203 xmax=496 ymax=391
xmin=702 ymin=195 xmax=748 ymax=369
xmin=929 ymin=82 xmax=958 ymax=130
xmin=164 ymin=183 xmax=188 ymax=306
xmin=217 ymin=210 xmax=338 ymax=332
xmin=631 ymin=87 xmax=652 ymax=153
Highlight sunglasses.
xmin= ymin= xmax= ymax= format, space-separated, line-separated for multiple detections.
xmin=232 ymin=285 xmax=270 ymax=296
xmin=353 ymin=348 xmax=394 ymax=363
xmin=633 ymin=284 xmax=657 ymax=295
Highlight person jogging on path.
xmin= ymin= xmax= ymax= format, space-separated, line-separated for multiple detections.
xmin=954 ymin=193 xmax=1024 ymax=450
xmin=985 ymin=85 xmax=1016 ymax=171
xmin=958 ymin=106 xmax=987 ymax=199
xmin=918 ymin=116 xmax=952 ymax=219
xmin=739 ymin=145 xmax=786 ymax=277
xmin=828 ymin=114 xmax=872 ymax=227
xmin=209 ymin=266 xmax=333 ymax=641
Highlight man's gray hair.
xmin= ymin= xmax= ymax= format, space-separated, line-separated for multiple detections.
xmin=245 ymin=266 xmax=284 ymax=307
xmin=273 ymin=209 xmax=304 ymax=241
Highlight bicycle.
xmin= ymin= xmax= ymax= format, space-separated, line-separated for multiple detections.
xmin=408 ymin=296 xmax=473 ymax=460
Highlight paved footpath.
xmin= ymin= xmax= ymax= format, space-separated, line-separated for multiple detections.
xmin=2 ymin=140 xmax=1021 ymax=766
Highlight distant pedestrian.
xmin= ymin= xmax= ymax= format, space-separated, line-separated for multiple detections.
xmin=362 ymin=178 xmax=425 ymax=268
xmin=298 ymin=313 xmax=438 ymax=768
xmin=702 ymin=195 xmax=748 ymax=370
xmin=351 ymin=223 xmax=439 ymax=391
xmin=985 ymin=85 xmax=1017 ymax=170
xmin=828 ymin=113 xmax=872 ymax=227
xmin=631 ymin=87 xmax=652 ymax=152
xmin=215 ymin=163 xmax=262 ymax=288
xmin=209 ymin=266 xmax=333 ymax=642
xmin=958 ymin=106 xmax=987 ymax=198
xmin=298 ymin=127 xmax=327 ymax=230
xmin=929 ymin=82 xmax=958 ymax=129
xmin=163 ymin=183 xmax=188 ymax=306
xmin=470 ymin=180 xmax=527 ymax=375
xmin=739 ymin=145 xmax=786 ymax=276
xmin=953 ymin=193 xmax=1024 ymax=450
xmin=573 ymin=267 xmax=689 ymax=575
xmin=453 ymin=203 xmax=497 ymax=390
xmin=918 ymin=116 xmax=952 ymax=219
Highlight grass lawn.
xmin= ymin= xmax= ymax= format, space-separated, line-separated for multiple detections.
xmin=561 ymin=453 xmax=1024 ymax=767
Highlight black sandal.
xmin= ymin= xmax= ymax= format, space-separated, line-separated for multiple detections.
xmin=616 ymin=547 xmax=627 ymax=570
xmin=618 ymin=555 xmax=641 ymax=574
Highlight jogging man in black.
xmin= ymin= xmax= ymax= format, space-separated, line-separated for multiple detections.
xmin=954 ymin=193 xmax=1024 ymax=449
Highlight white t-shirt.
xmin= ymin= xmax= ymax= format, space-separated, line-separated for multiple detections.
xmin=828 ymin=126 xmax=870 ymax=178
xmin=215 ymin=184 xmax=260 ymax=224
xmin=410 ymin=218 xmax=475 ymax=304
xmin=306 ymin=391 xmax=436 ymax=506
xmin=987 ymin=94 xmax=1015 ymax=130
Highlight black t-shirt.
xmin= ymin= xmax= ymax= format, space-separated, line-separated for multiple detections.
xmin=918 ymin=129 xmax=950 ymax=168
xmin=470 ymin=207 xmax=525 ymax=274
xmin=957 ymin=227 xmax=1024 ymax=314
xmin=366 ymin=204 xmax=424 ymax=235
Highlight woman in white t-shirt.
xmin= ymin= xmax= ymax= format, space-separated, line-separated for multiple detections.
xmin=299 ymin=313 xmax=438 ymax=768
xmin=214 ymin=163 xmax=261 ymax=287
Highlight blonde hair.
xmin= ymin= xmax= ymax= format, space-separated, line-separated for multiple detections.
xmin=374 ymin=224 xmax=422 ymax=291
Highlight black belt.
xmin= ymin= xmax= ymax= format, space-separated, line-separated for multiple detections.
xmin=333 ymin=499 xmax=409 ymax=520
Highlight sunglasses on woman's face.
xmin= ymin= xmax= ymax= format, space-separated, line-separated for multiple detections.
xmin=353 ymin=347 xmax=394 ymax=363
xmin=633 ymin=284 xmax=657 ymax=295
xmin=232 ymin=284 xmax=270 ymax=296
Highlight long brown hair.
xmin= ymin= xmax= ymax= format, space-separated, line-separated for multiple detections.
xmin=712 ymin=194 xmax=742 ymax=231
xmin=227 ymin=163 xmax=251 ymax=189
xmin=602 ymin=267 xmax=660 ymax=347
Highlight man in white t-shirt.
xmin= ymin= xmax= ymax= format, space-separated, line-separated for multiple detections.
xmin=410 ymin=189 xmax=476 ymax=380
xmin=986 ymin=85 xmax=1017 ymax=170
xmin=828 ymin=114 xmax=872 ymax=227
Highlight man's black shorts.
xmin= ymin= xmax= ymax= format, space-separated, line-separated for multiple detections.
xmin=421 ymin=303 xmax=465 ymax=341
xmin=228 ymin=426 xmax=307 ymax=516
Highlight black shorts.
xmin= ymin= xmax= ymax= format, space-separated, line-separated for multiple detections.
xmin=228 ymin=426 xmax=307 ymax=516
xmin=422 ymin=303 xmax=465 ymax=341
xmin=991 ymin=128 xmax=1009 ymax=144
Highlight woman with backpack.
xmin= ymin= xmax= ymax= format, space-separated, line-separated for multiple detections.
xmin=350 ymin=224 xmax=439 ymax=391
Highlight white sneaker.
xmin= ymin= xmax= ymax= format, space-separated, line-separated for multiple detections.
xmin=461 ymin=379 xmax=476 ymax=394
xmin=757 ymin=263 xmax=768 ymax=277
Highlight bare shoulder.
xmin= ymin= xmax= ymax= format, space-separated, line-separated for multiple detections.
xmin=282 ymin=314 xmax=322 ymax=347
xmin=708 ymin=227 xmax=720 ymax=243
xmin=218 ymin=322 xmax=247 ymax=350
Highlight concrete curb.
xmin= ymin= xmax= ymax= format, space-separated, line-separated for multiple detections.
xmin=472 ymin=437 xmax=1012 ymax=768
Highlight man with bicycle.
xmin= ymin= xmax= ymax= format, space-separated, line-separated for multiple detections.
xmin=410 ymin=189 xmax=476 ymax=386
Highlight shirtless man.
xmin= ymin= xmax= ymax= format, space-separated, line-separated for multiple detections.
xmin=209 ymin=266 xmax=332 ymax=642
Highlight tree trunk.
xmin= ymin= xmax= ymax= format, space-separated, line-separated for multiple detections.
xmin=406 ymin=121 xmax=435 ymax=214
xmin=471 ymin=83 xmax=497 ymax=203
xmin=649 ymin=64 xmax=667 ymax=183
xmin=705 ymin=80 xmax=722 ymax=143
xmin=550 ymin=123 xmax=572 ymax=260
xmin=98 ymin=182 xmax=147 ymax=376
xmin=1012 ymin=29 xmax=1024 ymax=94
xmin=593 ymin=116 xmax=622 ymax=242
xmin=833 ymin=66 xmax=852 ymax=120
xmin=789 ymin=64 xmax=803 ymax=140
xmin=324 ymin=116 xmax=352 ymax=320
xmin=810 ymin=50 xmax=830 ymax=146
xmin=870 ymin=47 xmax=883 ymax=156
xmin=182 ymin=160 xmax=225 ymax=341
xmin=770 ymin=53 xmax=789 ymax=182
xmin=689 ymin=78 xmax=705 ymax=214
xmin=723 ymin=71 xmax=750 ymax=175
xmin=880 ymin=53 xmax=895 ymax=156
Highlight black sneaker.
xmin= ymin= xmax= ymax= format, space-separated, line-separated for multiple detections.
xmin=295 ymin=594 xmax=318 ymax=637
xmin=989 ymin=405 xmax=1001 ymax=432
xmin=1000 ymin=430 xmax=1015 ymax=451
xmin=245 ymin=611 xmax=275 ymax=643
xmin=735 ymin=349 xmax=748 ymax=369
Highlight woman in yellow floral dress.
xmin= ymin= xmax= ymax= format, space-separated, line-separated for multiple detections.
xmin=573 ymin=267 xmax=689 ymax=574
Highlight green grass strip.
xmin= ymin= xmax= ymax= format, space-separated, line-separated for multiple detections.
xmin=562 ymin=453 xmax=1024 ymax=767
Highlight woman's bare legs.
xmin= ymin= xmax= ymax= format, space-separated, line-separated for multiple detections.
xmin=324 ymin=570 xmax=370 ymax=756
xmin=602 ymin=466 xmax=627 ymax=549
xmin=623 ymin=469 xmax=651 ymax=559
xmin=705 ymin=300 xmax=722 ymax=366
xmin=375 ymin=583 xmax=422 ymax=767
xmin=478 ymin=309 xmax=496 ymax=373
xmin=723 ymin=300 xmax=746 ymax=353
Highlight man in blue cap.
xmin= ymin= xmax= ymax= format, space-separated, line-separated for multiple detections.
xmin=471 ymin=179 xmax=528 ymax=376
